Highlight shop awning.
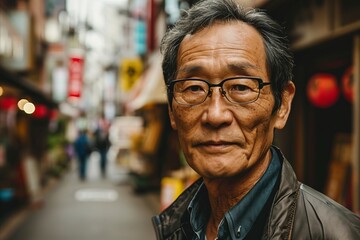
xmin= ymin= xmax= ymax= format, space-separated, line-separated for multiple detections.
xmin=126 ymin=53 xmax=167 ymax=111
xmin=0 ymin=66 xmax=57 ymax=108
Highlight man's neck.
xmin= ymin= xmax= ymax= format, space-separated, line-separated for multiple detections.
xmin=203 ymin=150 xmax=272 ymax=238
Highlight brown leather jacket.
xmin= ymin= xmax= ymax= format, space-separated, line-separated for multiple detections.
xmin=152 ymin=148 xmax=360 ymax=239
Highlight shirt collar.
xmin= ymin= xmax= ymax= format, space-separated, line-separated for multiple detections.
xmin=224 ymin=146 xmax=281 ymax=239
xmin=187 ymin=146 xmax=281 ymax=240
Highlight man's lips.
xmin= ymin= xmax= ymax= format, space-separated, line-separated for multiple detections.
xmin=199 ymin=140 xmax=232 ymax=145
xmin=194 ymin=140 xmax=237 ymax=146
xmin=193 ymin=140 xmax=238 ymax=152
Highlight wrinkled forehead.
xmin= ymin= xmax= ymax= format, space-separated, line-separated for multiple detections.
xmin=176 ymin=21 xmax=268 ymax=78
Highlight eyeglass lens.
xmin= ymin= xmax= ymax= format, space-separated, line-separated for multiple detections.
xmin=172 ymin=78 xmax=261 ymax=105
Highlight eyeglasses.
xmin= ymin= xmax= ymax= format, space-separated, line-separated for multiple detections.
xmin=167 ymin=76 xmax=271 ymax=106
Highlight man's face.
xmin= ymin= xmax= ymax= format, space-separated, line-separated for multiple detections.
xmin=169 ymin=21 xmax=292 ymax=179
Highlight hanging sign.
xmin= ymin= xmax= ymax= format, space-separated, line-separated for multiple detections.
xmin=67 ymin=50 xmax=84 ymax=100
xmin=52 ymin=62 xmax=68 ymax=103
xmin=120 ymin=58 xmax=143 ymax=92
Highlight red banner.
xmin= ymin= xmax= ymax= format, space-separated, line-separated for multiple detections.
xmin=68 ymin=51 xmax=84 ymax=99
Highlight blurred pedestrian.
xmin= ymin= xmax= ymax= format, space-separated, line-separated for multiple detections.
xmin=73 ymin=129 xmax=91 ymax=181
xmin=94 ymin=127 xmax=110 ymax=178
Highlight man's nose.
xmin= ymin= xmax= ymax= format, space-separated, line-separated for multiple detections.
xmin=202 ymin=88 xmax=233 ymax=127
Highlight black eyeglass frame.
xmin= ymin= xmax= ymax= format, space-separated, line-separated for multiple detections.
xmin=167 ymin=76 xmax=272 ymax=106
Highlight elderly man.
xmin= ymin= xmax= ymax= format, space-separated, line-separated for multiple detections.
xmin=152 ymin=0 xmax=360 ymax=239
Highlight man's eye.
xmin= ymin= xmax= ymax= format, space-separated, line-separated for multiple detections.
xmin=230 ymin=84 xmax=251 ymax=92
xmin=185 ymin=85 xmax=205 ymax=92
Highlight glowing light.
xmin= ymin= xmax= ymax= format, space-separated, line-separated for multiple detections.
xmin=23 ymin=102 xmax=35 ymax=114
xmin=0 ymin=86 xmax=3 ymax=96
xmin=17 ymin=99 xmax=29 ymax=110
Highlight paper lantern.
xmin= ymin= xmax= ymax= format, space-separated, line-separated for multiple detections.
xmin=33 ymin=104 xmax=49 ymax=118
xmin=307 ymin=73 xmax=339 ymax=108
xmin=0 ymin=96 xmax=17 ymax=110
xmin=342 ymin=66 xmax=354 ymax=103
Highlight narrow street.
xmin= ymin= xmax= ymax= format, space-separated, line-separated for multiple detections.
xmin=3 ymin=152 xmax=159 ymax=240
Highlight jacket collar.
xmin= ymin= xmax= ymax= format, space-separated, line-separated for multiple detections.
xmin=263 ymin=146 xmax=300 ymax=239
xmin=152 ymin=178 xmax=203 ymax=239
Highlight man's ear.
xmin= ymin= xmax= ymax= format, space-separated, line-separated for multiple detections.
xmin=168 ymin=104 xmax=177 ymax=130
xmin=274 ymin=81 xmax=296 ymax=129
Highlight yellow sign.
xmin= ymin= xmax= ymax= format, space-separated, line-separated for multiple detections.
xmin=120 ymin=58 xmax=143 ymax=91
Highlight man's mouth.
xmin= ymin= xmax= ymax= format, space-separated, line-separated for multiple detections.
xmin=194 ymin=140 xmax=237 ymax=152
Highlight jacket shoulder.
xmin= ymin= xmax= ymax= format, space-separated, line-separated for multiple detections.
xmin=152 ymin=178 xmax=203 ymax=240
xmin=294 ymin=183 xmax=360 ymax=239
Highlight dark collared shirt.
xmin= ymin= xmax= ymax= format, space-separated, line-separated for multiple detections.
xmin=187 ymin=146 xmax=281 ymax=240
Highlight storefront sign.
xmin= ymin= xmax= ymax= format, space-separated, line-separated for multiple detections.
xmin=120 ymin=58 xmax=143 ymax=92
xmin=0 ymin=11 xmax=30 ymax=71
xmin=52 ymin=62 xmax=68 ymax=103
xmin=68 ymin=50 xmax=84 ymax=100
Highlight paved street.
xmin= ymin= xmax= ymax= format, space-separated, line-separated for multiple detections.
xmin=5 ymin=152 xmax=159 ymax=240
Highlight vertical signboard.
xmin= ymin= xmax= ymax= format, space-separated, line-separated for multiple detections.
xmin=120 ymin=57 xmax=143 ymax=92
xmin=147 ymin=0 xmax=155 ymax=52
xmin=67 ymin=49 xmax=84 ymax=100
xmin=51 ymin=59 xmax=68 ymax=103
xmin=0 ymin=11 xmax=31 ymax=71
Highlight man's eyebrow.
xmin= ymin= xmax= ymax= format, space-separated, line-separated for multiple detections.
xmin=228 ymin=62 xmax=259 ymax=73
xmin=175 ymin=62 xmax=259 ymax=77
xmin=176 ymin=65 xmax=203 ymax=76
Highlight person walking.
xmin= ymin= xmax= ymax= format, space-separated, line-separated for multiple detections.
xmin=73 ymin=129 xmax=91 ymax=181
xmin=94 ymin=127 xmax=110 ymax=178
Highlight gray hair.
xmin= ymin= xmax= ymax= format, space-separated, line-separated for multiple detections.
xmin=161 ymin=0 xmax=294 ymax=112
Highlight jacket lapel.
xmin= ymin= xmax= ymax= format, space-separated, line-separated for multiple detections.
xmin=264 ymin=148 xmax=300 ymax=239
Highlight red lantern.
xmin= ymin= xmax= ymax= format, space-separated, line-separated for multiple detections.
xmin=33 ymin=104 xmax=49 ymax=119
xmin=0 ymin=96 xmax=17 ymax=110
xmin=342 ymin=66 xmax=354 ymax=103
xmin=307 ymin=73 xmax=339 ymax=108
